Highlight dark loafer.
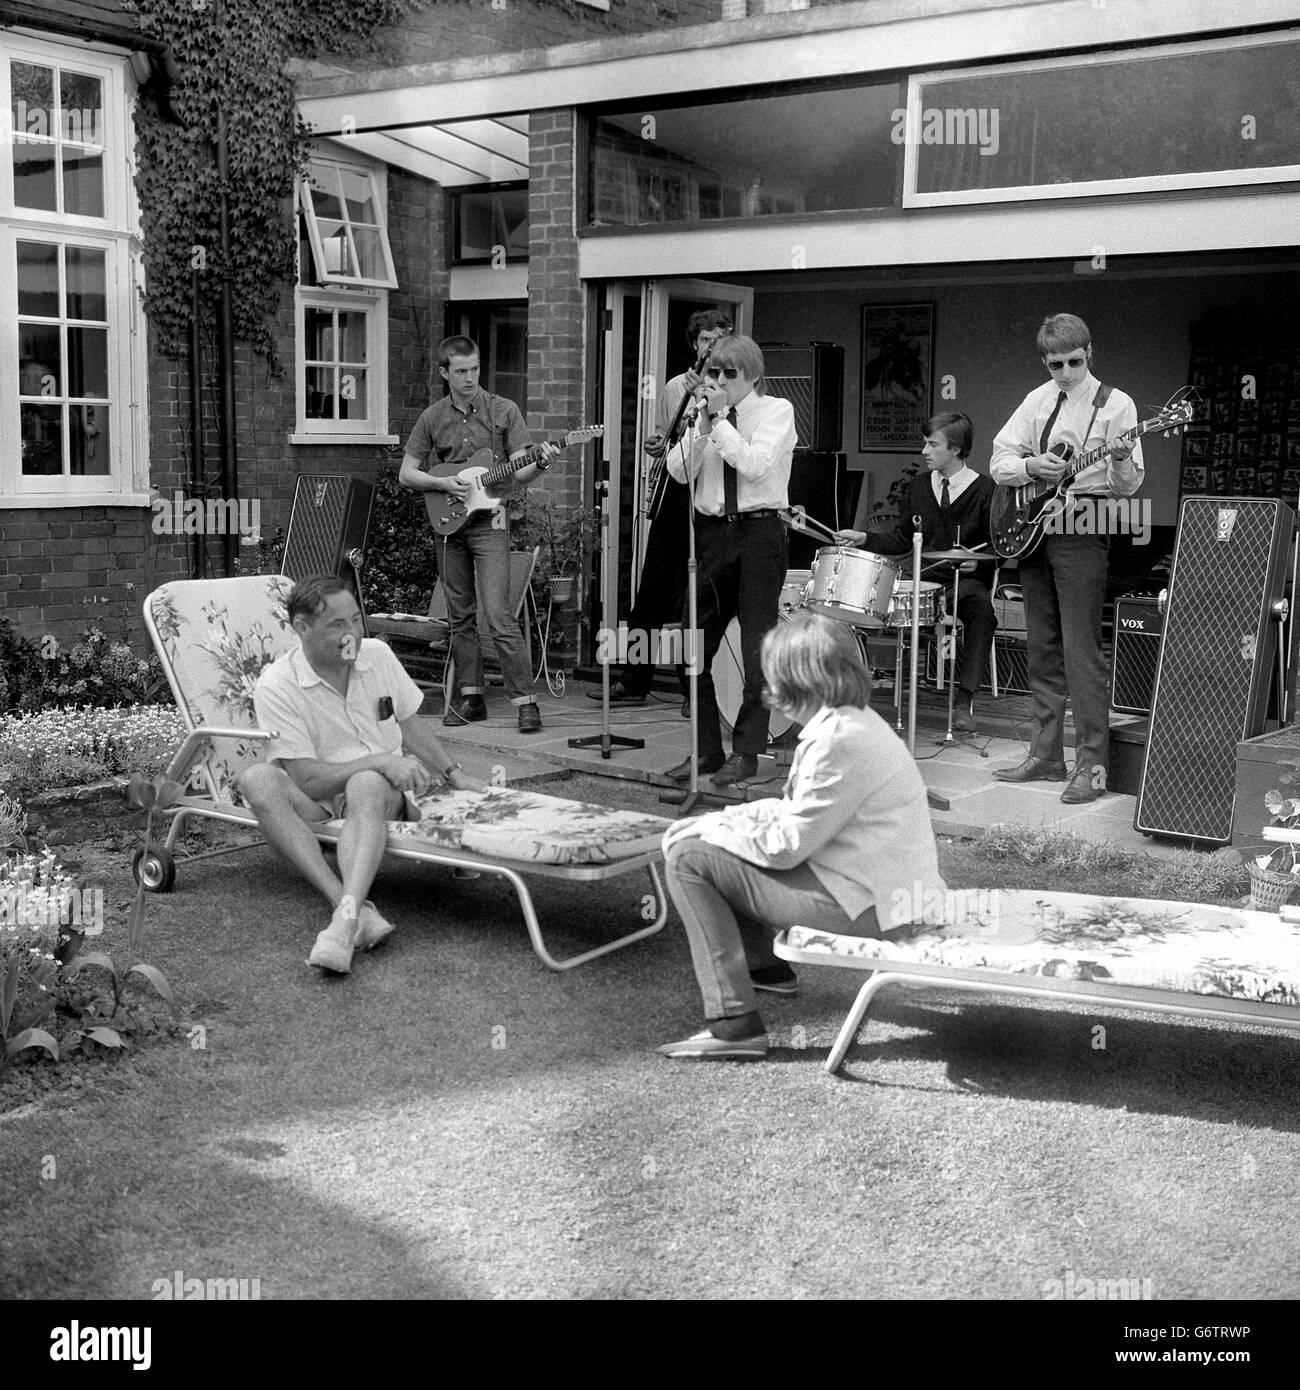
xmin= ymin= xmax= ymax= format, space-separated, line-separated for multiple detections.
xmin=992 ymin=755 xmax=1068 ymax=783
xmin=586 ymin=681 xmax=645 ymax=705
xmin=1061 ymin=765 xmax=1105 ymax=803
xmin=712 ymin=753 xmax=759 ymax=787
xmin=664 ymin=754 xmax=725 ymax=782
xmin=517 ymin=702 xmax=542 ymax=734
xmin=443 ymin=697 xmax=487 ymax=727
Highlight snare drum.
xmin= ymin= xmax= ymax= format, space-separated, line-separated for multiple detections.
xmin=887 ymin=580 xmax=944 ymax=629
xmin=778 ymin=569 xmax=811 ymax=619
xmin=804 ymin=547 xmax=899 ymax=628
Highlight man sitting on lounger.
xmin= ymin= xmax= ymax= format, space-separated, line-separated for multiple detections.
xmin=240 ymin=574 xmax=485 ymax=975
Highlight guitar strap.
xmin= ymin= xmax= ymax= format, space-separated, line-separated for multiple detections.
xmin=1083 ymin=383 xmax=1111 ymax=452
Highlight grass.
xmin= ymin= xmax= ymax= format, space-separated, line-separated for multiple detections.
xmin=1 ymin=773 xmax=1296 ymax=1301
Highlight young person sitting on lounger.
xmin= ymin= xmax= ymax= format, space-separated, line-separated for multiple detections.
xmin=240 ymin=574 xmax=485 ymax=976
xmin=656 ymin=610 xmax=946 ymax=1061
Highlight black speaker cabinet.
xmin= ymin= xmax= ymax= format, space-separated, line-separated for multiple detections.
xmin=282 ymin=474 xmax=375 ymax=594
xmin=1110 ymin=594 xmax=1163 ymax=715
xmin=762 ymin=342 xmax=844 ymax=452
xmin=787 ymin=452 xmax=846 ymax=569
xmin=1135 ymin=496 xmax=1295 ymax=843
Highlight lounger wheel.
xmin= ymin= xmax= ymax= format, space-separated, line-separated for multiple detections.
xmin=132 ymin=845 xmax=176 ymax=893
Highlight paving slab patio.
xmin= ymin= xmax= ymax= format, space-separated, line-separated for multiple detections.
xmin=420 ymin=680 xmax=1191 ymax=859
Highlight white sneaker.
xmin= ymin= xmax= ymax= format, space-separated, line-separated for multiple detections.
xmin=308 ymin=904 xmax=357 ymax=973
xmin=354 ymin=900 xmax=396 ymax=951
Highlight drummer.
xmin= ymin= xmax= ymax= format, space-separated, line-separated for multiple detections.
xmin=834 ymin=412 xmax=996 ymax=734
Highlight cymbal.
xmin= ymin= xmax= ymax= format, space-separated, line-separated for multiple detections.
xmin=921 ymin=547 xmax=990 ymax=561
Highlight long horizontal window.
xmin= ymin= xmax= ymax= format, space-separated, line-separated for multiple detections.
xmin=586 ymin=79 xmax=902 ymax=229
xmin=905 ymin=32 xmax=1300 ymax=206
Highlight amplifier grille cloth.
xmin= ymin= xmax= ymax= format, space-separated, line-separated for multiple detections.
xmin=283 ymin=476 xmax=348 ymax=580
xmin=1137 ymin=499 xmax=1285 ymax=841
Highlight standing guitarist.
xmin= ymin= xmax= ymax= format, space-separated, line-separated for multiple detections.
xmin=989 ymin=314 xmax=1143 ymax=803
xmin=592 ymin=309 xmax=733 ymax=711
xmin=399 ymin=336 xmax=555 ymax=734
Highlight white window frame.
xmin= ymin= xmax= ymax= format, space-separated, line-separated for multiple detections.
xmin=292 ymin=154 xmax=397 ymax=443
xmin=0 ymin=35 xmax=148 ymax=507
xmin=299 ymin=156 xmax=397 ymax=290
xmin=902 ymin=31 xmax=1300 ymax=209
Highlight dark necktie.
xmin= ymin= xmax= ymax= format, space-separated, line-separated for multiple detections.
xmin=1039 ymin=390 xmax=1067 ymax=456
xmin=940 ymin=477 xmax=951 ymax=510
xmin=723 ymin=407 xmax=739 ymax=516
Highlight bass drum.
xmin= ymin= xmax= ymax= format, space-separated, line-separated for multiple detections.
xmin=712 ymin=570 xmax=811 ymax=739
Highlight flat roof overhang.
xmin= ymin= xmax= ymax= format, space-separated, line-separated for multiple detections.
xmin=294 ymin=0 xmax=1300 ymax=141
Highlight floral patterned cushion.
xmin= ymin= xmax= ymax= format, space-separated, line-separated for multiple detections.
xmin=786 ymin=890 xmax=1300 ymax=1009
xmin=144 ymin=576 xmax=297 ymax=805
xmin=391 ymin=787 xmax=674 ymax=865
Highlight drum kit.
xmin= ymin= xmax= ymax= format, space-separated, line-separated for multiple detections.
xmin=713 ymin=506 xmax=989 ymax=752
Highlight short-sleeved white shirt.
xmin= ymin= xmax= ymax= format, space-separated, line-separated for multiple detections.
xmin=253 ymin=639 xmax=424 ymax=765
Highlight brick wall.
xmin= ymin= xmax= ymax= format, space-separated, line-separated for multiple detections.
xmin=1 ymin=168 xmax=443 ymax=653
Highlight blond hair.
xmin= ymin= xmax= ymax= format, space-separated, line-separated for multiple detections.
xmin=762 ymin=611 xmax=871 ymax=719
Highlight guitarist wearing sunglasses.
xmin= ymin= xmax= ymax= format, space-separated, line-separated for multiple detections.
xmin=399 ymin=336 xmax=556 ymax=734
xmin=989 ymin=314 xmax=1143 ymax=804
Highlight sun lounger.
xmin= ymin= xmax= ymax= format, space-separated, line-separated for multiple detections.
xmin=139 ymin=575 xmax=672 ymax=969
xmin=775 ymin=889 xmax=1300 ymax=1073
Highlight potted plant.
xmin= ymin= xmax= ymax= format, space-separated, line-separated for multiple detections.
xmin=508 ymin=494 xmax=599 ymax=608
xmin=1249 ymin=788 xmax=1300 ymax=910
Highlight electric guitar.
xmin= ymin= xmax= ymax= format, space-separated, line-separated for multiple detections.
xmin=988 ymin=390 xmax=1192 ymax=560
xmin=423 ymin=427 xmax=604 ymax=537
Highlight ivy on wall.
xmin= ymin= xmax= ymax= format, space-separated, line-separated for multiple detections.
xmin=126 ymin=0 xmax=421 ymax=366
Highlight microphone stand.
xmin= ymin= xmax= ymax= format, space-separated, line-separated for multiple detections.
xmin=569 ymin=476 xmax=645 ymax=759
xmin=659 ymin=411 xmax=712 ymax=812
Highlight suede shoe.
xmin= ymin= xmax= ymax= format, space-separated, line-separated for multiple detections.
xmin=443 ymin=696 xmax=487 ymax=727
xmin=586 ymin=681 xmax=645 ymax=705
xmin=1061 ymin=765 xmax=1105 ymax=804
xmin=517 ymin=702 xmax=542 ymax=734
xmin=655 ymin=1028 xmax=769 ymax=1061
xmin=308 ymin=905 xmax=356 ymax=974
xmin=992 ymin=755 xmax=1068 ymax=783
xmin=664 ymin=753 xmax=725 ymax=782
xmin=355 ymin=901 xmax=396 ymax=951
xmin=712 ymin=753 xmax=758 ymax=787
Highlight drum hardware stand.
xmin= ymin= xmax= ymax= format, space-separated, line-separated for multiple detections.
xmin=568 ymin=477 xmax=645 ymax=760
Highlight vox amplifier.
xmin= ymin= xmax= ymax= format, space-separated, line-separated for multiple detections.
xmin=1110 ymin=595 xmax=1163 ymax=715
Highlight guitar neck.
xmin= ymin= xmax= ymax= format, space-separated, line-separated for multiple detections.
xmin=480 ymin=442 xmax=552 ymax=492
xmin=1036 ymin=422 xmax=1141 ymax=495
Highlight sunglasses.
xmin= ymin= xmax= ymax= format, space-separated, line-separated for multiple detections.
xmin=1045 ymin=355 xmax=1088 ymax=370
xmin=704 ymin=365 xmax=740 ymax=380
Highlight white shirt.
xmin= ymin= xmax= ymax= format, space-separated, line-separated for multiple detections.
xmin=254 ymin=639 xmax=424 ymax=764
xmin=931 ymin=463 xmax=980 ymax=506
xmin=667 ymin=389 xmax=796 ymax=515
xmin=685 ymin=703 xmax=946 ymax=926
xmin=990 ymin=372 xmax=1144 ymax=495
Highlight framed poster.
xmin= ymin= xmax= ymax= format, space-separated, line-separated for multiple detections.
xmin=860 ymin=302 xmax=935 ymax=452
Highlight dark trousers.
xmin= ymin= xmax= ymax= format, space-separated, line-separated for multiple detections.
xmin=618 ymin=481 xmax=689 ymax=698
xmin=949 ymin=579 xmax=996 ymax=695
xmin=692 ymin=513 xmax=787 ymax=760
xmin=1018 ymin=531 xmax=1110 ymax=771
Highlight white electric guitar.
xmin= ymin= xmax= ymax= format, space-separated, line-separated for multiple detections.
xmin=423 ymin=427 xmax=604 ymax=536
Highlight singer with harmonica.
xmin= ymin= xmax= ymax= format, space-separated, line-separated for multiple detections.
xmin=592 ymin=310 xmax=733 ymax=711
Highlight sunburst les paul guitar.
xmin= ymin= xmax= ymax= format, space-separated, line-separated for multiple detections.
xmin=989 ymin=390 xmax=1193 ymax=561
xmin=423 ymin=427 xmax=604 ymax=537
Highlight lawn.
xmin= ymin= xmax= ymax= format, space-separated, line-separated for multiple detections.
xmin=2 ymin=772 xmax=1298 ymax=1301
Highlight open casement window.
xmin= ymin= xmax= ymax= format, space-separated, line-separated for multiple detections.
xmin=299 ymin=160 xmax=397 ymax=289
xmin=1 ymin=37 xmax=146 ymax=505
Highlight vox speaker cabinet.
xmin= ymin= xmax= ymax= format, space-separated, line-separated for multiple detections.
xmin=282 ymin=474 xmax=375 ymax=596
xmin=761 ymin=342 xmax=844 ymax=452
xmin=1135 ymin=496 xmax=1295 ymax=844
xmin=1110 ymin=594 xmax=1163 ymax=715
